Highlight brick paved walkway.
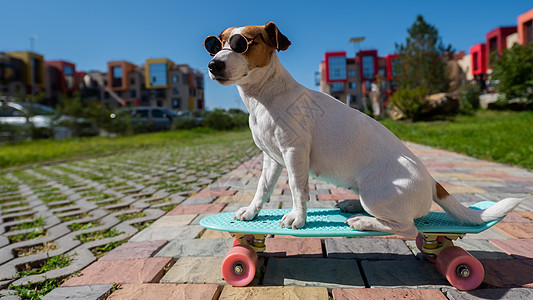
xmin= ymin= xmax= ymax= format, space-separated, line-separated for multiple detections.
xmin=1 ymin=141 xmax=533 ymax=299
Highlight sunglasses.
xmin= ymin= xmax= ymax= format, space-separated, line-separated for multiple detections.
xmin=203 ymin=33 xmax=264 ymax=56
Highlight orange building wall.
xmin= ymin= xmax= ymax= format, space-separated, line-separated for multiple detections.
xmin=518 ymin=8 xmax=533 ymax=45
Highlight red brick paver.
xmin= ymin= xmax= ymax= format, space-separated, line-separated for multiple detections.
xmin=107 ymin=283 xmax=220 ymax=300
xmin=62 ymin=257 xmax=174 ymax=287
xmin=495 ymin=223 xmax=533 ymax=239
xmin=100 ymin=240 xmax=168 ymax=261
xmin=332 ymin=288 xmax=448 ymax=300
xmin=263 ymin=237 xmax=323 ymax=258
xmin=490 ymin=239 xmax=533 ymax=259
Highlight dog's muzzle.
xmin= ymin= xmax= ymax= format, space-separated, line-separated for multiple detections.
xmin=208 ymin=59 xmax=226 ymax=77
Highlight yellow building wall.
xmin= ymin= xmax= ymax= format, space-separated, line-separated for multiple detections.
xmin=6 ymin=51 xmax=45 ymax=88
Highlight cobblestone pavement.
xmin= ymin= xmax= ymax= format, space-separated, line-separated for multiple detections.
xmin=2 ymin=141 xmax=533 ymax=299
xmin=0 ymin=139 xmax=259 ymax=297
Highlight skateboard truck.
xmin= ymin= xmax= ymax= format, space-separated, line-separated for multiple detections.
xmin=230 ymin=232 xmax=267 ymax=253
xmin=417 ymin=233 xmax=464 ymax=261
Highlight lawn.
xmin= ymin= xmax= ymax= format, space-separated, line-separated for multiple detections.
xmin=380 ymin=110 xmax=533 ymax=170
xmin=0 ymin=128 xmax=253 ymax=170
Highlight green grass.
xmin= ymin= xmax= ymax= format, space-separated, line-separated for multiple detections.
xmin=380 ymin=110 xmax=533 ymax=169
xmin=17 ymin=255 xmax=71 ymax=278
xmin=15 ymin=217 xmax=44 ymax=231
xmin=74 ymin=228 xmax=123 ymax=243
xmin=118 ymin=211 xmax=146 ymax=222
xmin=91 ymin=240 xmax=127 ymax=258
xmin=68 ymin=221 xmax=100 ymax=231
xmin=9 ymin=278 xmax=63 ymax=300
xmin=9 ymin=229 xmax=45 ymax=243
xmin=0 ymin=127 xmax=253 ymax=169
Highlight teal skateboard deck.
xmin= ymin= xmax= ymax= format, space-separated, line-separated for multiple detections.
xmin=200 ymin=201 xmax=502 ymax=237
xmin=203 ymin=201 xmax=503 ymax=290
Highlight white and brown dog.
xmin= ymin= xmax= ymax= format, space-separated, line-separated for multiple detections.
xmin=204 ymin=22 xmax=522 ymax=238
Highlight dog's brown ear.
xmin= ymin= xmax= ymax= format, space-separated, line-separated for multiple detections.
xmin=264 ymin=22 xmax=291 ymax=51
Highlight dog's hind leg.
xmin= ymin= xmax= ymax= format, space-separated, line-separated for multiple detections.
xmin=345 ymin=215 xmax=418 ymax=238
xmin=234 ymin=153 xmax=283 ymax=221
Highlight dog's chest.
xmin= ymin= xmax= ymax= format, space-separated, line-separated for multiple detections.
xmin=248 ymin=110 xmax=285 ymax=162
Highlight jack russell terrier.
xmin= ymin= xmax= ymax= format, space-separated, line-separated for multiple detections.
xmin=204 ymin=22 xmax=522 ymax=238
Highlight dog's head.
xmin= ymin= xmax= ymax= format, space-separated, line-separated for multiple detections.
xmin=204 ymin=22 xmax=291 ymax=85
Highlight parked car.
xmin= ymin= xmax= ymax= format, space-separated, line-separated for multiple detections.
xmin=0 ymin=101 xmax=98 ymax=141
xmin=174 ymin=110 xmax=209 ymax=128
xmin=111 ymin=106 xmax=179 ymax=132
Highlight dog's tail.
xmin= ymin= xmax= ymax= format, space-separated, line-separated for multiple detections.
xmin=433 ymin=181 xmax=523 ymax=225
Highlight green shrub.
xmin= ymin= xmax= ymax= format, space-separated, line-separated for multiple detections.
xmin=389 ymin=87 xmax=428 ymax=120
xmin=204 ymin=109 xmax=248 ymax=130
xmin=491 ymin=43 xmax=533 ymax=106
xmin=458 ymin=83 xmax=480 ymax=114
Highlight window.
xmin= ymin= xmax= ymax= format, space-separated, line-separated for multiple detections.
xmin=349 ymin=82 xmax=356 ymax=90
xmin=151 ymin=109 xmax=164 ymax=118
xmin=362 ymin=55 xmax=375 ymax=79
xmin=130 ymin=90 xmax=136 ymax=98
xmin=365 ymin=81 xmax=371 ymax=91
xmin=525 ymin=20 xmax=533 ymax=44
xmin=473 ymin=52 xmax=479 ymax=71
xmin=64 ymin=65 xmax=74 ymax=89
xmin=378 ymin=68 xmax=386 ymax=78
xmin=112 ymin=66 xmax=122 ymax=87
xmin=0 ymin=106 xmax=18 ymax=117
xmin=173 ymin=88 xmax=179 ymax=94
xmin=155 ymin=89 xmax=166 ymax=98
xmin=391 ymin=58 xmax=400 ymax=77
xmin=328 ymin=56 xmax=346 ymax=81
xmin=330 ymin=82 xmax=344 ymax=93
xmin=172 ymin=98 xmax=181 ymax=108
xmin=172 ymin=75 xmax=179 ymax=83
xmin=348 ymin=94 xmax=356 ymax=105
xmin=149 ymin=63 xmax=167 ymax=86
xmin=134 ymin=109 xmax=149 ymax=118
xmin=64 ymin=65 xmax=74 ymax=76
xmin=348 ymin=70 xmax=356 ymax=77
xmin=31 ymin=58 xmax=43 ymax=84
xmin=488 ymin=37 xmax=498 ymax=54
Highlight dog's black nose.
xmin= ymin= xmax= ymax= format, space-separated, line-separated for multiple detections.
xmin=208 ymin=60 xmax=225 ymax=75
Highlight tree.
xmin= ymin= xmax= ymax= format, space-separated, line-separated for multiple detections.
xmin=491 ymin=43 xmax=533 ymax=105
xmin=395 ymin=15 xmax=454 ymax=93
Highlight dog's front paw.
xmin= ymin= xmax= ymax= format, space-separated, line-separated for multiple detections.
xmin=279 ymin=210 xmax=307 ymax=229
xmin=234 ymin=206 xmax=259 ymax=221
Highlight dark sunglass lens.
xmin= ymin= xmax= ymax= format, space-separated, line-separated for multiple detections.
xmin=204 ymin=37 xmax=222 ymax=54
xmin=230 ymin=35 xmax=248 ymax=53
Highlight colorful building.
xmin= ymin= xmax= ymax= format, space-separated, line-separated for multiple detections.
xmin=4 ymin=51 xmax=45 ymax=95
xmin=485 ymin=26 xmax=517 ymax=67
xmin=518 ymin=8 xmax=533 ymax=45
xmin=318 ymin=50 xmax=396 ymax=111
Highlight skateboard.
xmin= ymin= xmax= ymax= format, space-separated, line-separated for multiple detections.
xmin=200 ymin=201 xmax=504 ymax=290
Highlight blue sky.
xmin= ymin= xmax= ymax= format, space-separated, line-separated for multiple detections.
xmin=1 ymin=1 xmax=531 ymax=110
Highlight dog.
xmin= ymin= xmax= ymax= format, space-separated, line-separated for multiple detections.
xmin=204 ymin=22 xmax=522 ymax=238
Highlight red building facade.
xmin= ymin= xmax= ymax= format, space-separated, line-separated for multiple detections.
xmin=45 ymin=60 xmax=77 ymax=93
xmin=485 ymin=26 xmax=517 ymax=66
xmin=470 ymin=43 xmax=487 ymax=76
